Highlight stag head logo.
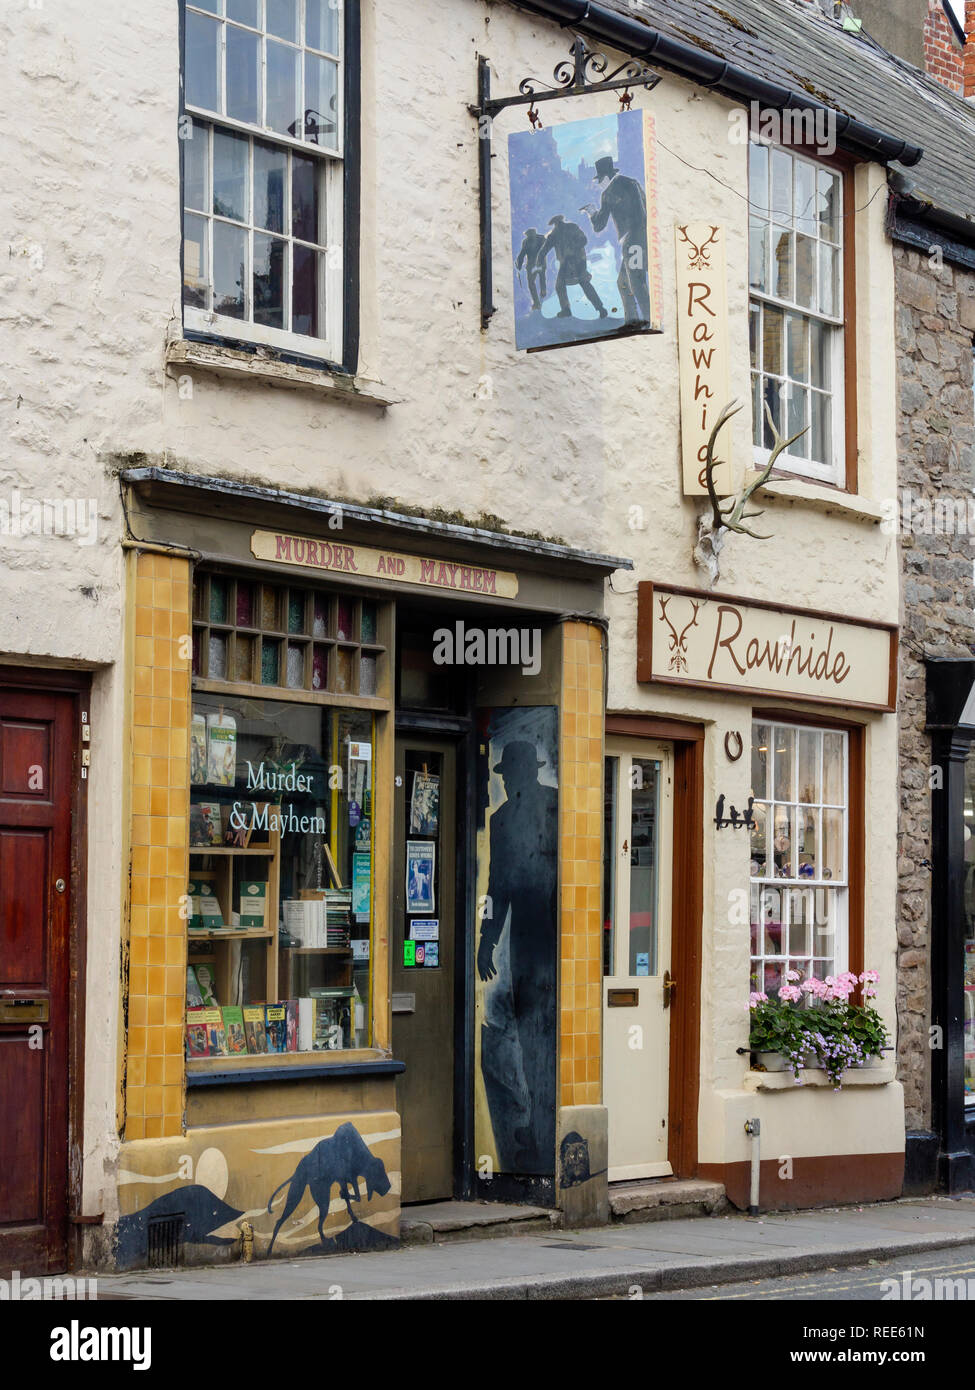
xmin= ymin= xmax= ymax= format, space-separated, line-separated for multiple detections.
xmin=659 ymin=596 xmax=701 ymax=674
xmin=677 ymin=224 xmax=719 ymax=270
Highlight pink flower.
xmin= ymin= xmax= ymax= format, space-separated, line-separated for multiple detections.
xmin=778 ymin=984 xmax=802 ymax=1003
xmin=748 ymin=991 xmax=769 ymax=1008
xmin=801 ymin=977 xmax=820 ymax=995
xmin=864 ymin=986 xmax=877 ymax=998
xmin=785 ymin=969 xmax=801 ymax=982
xmin=859 ymin=970 xmax=879 ymax=985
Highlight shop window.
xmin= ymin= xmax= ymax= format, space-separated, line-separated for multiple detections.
xmin=748 ymin=142 xmax=847 ymax=486
xmin=748 ymin=720 xmax=849 ymax=995
xmin=187 ymin=691 xmax=375 ymax=1057
xmin=181 ymin=0 xmax=350 ymax=361
xmin=186 ymin=564 xmax=389 ymax=1063
xmin=192 ymin=571 xmax=385 ymax=699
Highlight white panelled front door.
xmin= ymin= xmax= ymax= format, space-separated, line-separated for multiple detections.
xmin=602 ymin=738 xmax=674 ymax=1181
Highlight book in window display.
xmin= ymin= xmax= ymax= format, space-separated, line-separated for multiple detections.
xmin=195 ymin=962 xmax=220 ymax=1008
xmin=190 ymin=713 xmax=208 ymax=786
xmin=206 ymin=711 xmax=237 ymax=786
xmin=243 ymin=1005 xmax=268 ymax=1054
xmin=221 ymin=1006 xmax=248 ymax=1055
xmin=239 ymin=880 xmax=267 ymax=929
xmin=203 ymin=1006 xmax=229 ymax=1056
xmin=186 ymin=1008 xmax=210 ymax=1058
xmin=265 ymin=1003 xmax=287 ymax=1053
xmin=186 ymin=965 xmax=205 ymax=1009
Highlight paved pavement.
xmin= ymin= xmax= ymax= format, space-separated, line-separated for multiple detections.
xmin=631 ymin=1244 xmax=975 ymax=1300
xmin=93 ymin=1196 xmax=975 ymax=1300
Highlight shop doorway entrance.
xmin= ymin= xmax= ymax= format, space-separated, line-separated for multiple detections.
xmin=392 ymin=737 xmax=458 ymax=1202
xmin=602 ymin=737 xmax=675 ymax=1180
xmin=0 ymin=683 xmax=79 ymax=1275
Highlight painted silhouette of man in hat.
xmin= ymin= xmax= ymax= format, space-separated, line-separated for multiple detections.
xmin=516 ymin=227 xmax=548 ymax=311
xmin=582 ymin=154 xmax=651 ymax=323
xmin=538 ymin=214 xmax=608 ymax=320
xmin=478 ymin=739 xmax=558 ymax=1173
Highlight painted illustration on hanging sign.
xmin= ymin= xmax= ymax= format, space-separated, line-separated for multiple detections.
xmin=508 ymin=109 xmax=662 ymax=351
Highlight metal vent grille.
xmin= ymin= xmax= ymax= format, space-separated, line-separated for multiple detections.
xmin=146 ymin=1215 xmax=184 ymax=1269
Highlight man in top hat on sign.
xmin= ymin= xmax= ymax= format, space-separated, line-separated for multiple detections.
xmin=477 ymin=738 xmax=558 ymax=1173
xmin=538 ymin=214 xmax=608 ymax=320
xmin=582 ymin=154 xmax=651 ymax=324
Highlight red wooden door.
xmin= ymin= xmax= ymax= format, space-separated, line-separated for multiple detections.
xmin=0 ymin=689 xmax=74 ymax=1275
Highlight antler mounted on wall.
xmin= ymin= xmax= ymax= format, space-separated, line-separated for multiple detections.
xmin=693 ymin=397 xmax=808 ymax=582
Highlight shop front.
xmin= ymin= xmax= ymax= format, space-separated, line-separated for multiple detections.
xmin=598 ymin=581 xmax=905 ymax=1211
xmin=926 ymin=658 xmax=975 ymax=1193
xmin=113 ymin=468 xmax=624 ymax=1268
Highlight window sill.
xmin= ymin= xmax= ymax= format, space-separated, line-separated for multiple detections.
xmin=166 ymin=337 xmax=401 ymax=409
xmin=742 ymin=472 xmax=885 ymax=525
xmin=186 ymin=1049 xmax=405 ymax=1086
xmin=744 ymin=1065 xmax=896 ymax=1092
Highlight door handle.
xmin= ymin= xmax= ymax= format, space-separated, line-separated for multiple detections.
xmin=663 ymin=970 xmax=676 ymax=1009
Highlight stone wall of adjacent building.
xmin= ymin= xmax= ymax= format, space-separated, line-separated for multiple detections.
xmin=895 ymin=243 xmax=975 ymax=1130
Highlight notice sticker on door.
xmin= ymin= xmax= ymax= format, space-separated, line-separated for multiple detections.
xmin=409 ymin=919 xmax=439 ymax=942
xmin=415 ymin=943 xmax=426 ymax=966
xmin=404 ymin=940 xmax=416 ymax=968
xmin=635 ymin=952 xmax=650 ymax=977
xmin=424 ymin=942 xmax=439 ymax=968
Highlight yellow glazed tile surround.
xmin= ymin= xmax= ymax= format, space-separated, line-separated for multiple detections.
xmin=125 ymin=551 xmax=192 ymax=1141
xmin=559 ymin=621 xmax=605 ymax=1109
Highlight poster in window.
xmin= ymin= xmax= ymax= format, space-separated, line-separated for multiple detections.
xmin=508 ymin=108 xmax=662 ymax=352
xmin=352 ymin=852 xmax=371 ymax=922
xmin=409 ymin=771 xmax=440 ymax=836
xmin=406 ymin=841 xmax=435 ymax=915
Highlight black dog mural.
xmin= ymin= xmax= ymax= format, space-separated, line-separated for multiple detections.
xmin=266 ymin=1122 xmax=392 ymax=1254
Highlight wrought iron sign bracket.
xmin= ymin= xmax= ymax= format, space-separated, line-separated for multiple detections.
xmin=469 ymin=37 xmax=661 ymax=330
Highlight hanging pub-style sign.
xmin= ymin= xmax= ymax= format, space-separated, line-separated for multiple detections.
xmin=508 ymin=108 xmax=663 ymax=352
xmin=674 ymin=221 xmax=733 ymax=497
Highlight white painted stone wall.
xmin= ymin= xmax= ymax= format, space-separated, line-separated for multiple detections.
xmin=0 ymin=0 xmax=902 ymax=1226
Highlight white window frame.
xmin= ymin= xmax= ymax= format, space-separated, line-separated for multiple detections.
xmin=181 ymin=0 xmax=344 ymax=361
xmin=749 ymin=719 xmax=850 ymax=996
xmin=748 ymin=140 xmax=846 ymax=487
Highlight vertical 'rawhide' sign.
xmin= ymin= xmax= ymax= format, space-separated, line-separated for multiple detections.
xmin=674 ymin=222 xmax=732 ymax=496
xmin=508 ymin=109 xmax=663 ymax=352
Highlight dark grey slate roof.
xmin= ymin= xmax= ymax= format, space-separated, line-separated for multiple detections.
xmin=592 ymin=0 xmax=975 ymax=228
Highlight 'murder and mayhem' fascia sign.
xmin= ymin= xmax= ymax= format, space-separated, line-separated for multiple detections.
xmin=638 ymin=583 xmax=897 ymax=712
xmin=251 ymin=530 xmax=519 ymax=599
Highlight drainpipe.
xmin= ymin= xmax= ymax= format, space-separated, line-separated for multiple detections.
xmin=744 ymin=1118 xmax=761 ymax=1216
xmin=507 ymin=0 xmax=923 ymax=168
